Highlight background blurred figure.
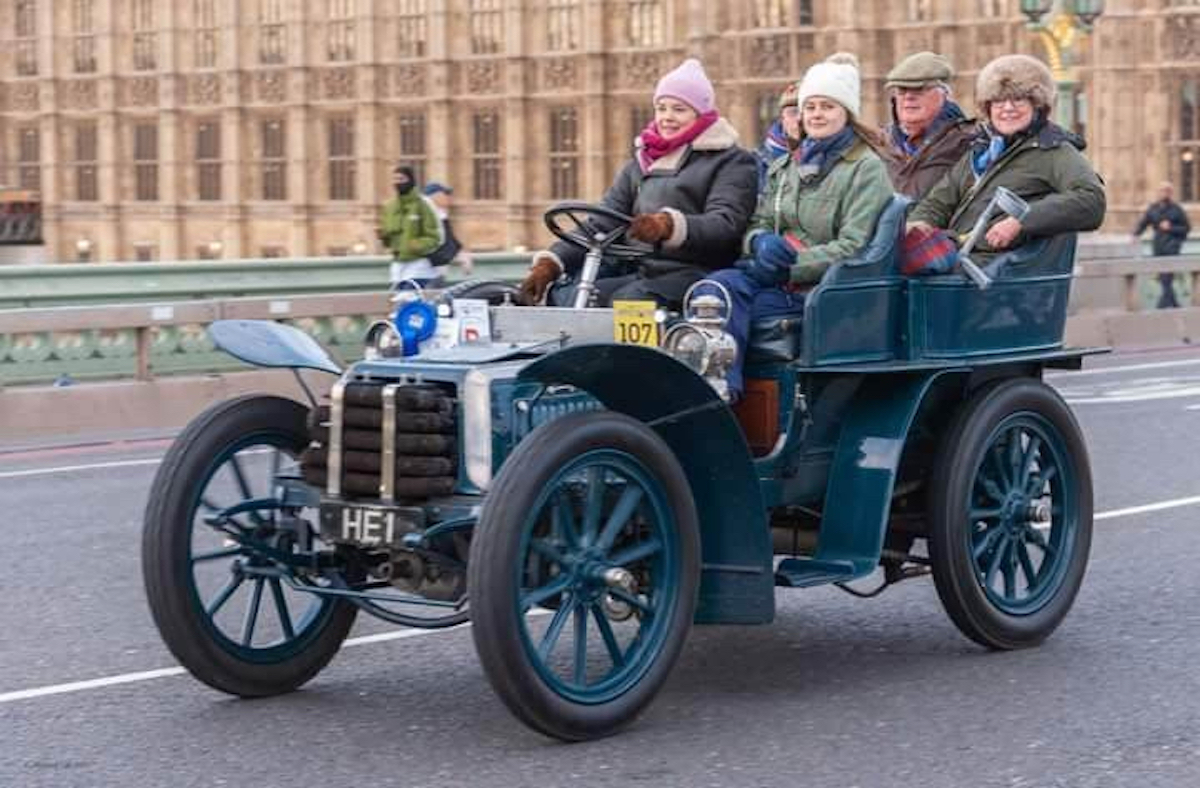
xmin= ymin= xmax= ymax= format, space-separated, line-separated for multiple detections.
xmin=1132 ymin=182 xmax=1190 ymax=309
xmin=882 ymin=51 xmax=977 ymax=199
xmin=378 ymin=165 xmax=443 ymax=289
xmin=422 ymin=182 xmax=475 ymax=282
xmin=754 ymin=82 xmax=801 ymax=193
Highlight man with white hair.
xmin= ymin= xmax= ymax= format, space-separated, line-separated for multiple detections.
xmin=882 ymin=51 xmax=978 ymax=198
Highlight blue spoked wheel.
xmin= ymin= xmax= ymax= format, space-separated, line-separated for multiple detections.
xmin=928 ymin=379 xmax=1093 ymax=650
xmin=142 ymin=396 xmax=356 ymax=697
xmin=469 ymin=411 xmax=700 ymax=741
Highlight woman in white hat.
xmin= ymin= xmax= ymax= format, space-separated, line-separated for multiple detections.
xmin=702 ymin=53 xmax=894 ymax=400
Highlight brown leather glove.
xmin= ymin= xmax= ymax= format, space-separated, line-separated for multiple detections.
xmin=628 ymin=212 xmax=674 ymax=244
xmin=517 ymin=256 xmax=561 ymax=305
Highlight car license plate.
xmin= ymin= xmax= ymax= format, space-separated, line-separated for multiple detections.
xmin=612 ymin=300 xmax=659 ymax=347
xmin=318 ymin=502 xmax=424 ymax=548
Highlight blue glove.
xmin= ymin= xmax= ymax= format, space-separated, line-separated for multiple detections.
xmin=745 ymin=233 xmax=794 ymax=287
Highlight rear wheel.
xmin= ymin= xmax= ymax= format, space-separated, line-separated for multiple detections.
xmin=142 ymin=395 xmax=356 ymax=697
xmin=469 ymin=411 xmax=700 ymax=741
xmin=928 ymin=379 xmax=1092 ymax=650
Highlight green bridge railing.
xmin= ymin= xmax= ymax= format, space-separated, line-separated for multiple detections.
xmin=0 ymin=252 xmax=532 ymax=309
xmin=4 ymin=251 xmax=1200 ymax=386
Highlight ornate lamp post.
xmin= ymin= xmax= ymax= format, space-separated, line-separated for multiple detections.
xmin=1019 ymin=0 xmax=1105 ymax=132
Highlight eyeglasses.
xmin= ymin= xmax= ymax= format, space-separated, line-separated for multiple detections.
xmin=991 ymin=97 xmax=1033 ymax=109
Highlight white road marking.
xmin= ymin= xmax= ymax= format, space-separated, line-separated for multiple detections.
xmin=1093 ymin=494 xmax=1200 ymax=521
xmin=1064 ymin=386 xmax=1200 ymax=405
xmin=0 ymin=617 xmax=526 ymax=705
xmin=0 ymin=627 xmax=461 ymax=704
xmin=0 ymin=448 xmax=272 ymax=479
xmin=0 ymin=457 xmax=163 ymax=479
xmin=1048 ymin=357 xmax=1200 ymax=379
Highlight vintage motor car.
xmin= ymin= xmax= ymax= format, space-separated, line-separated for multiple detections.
xmin=142 ymin=198 xmax=1097 ymax=741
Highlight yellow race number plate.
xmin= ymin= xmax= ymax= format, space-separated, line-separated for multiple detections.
xmin=612 ymin=300 xmax=659 ymax=347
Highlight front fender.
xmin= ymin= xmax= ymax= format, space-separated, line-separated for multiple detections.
xmin=519 ymin=343 xmax=774 ymax=624
xmin=208 ymin=319 xmax=342 ymax=375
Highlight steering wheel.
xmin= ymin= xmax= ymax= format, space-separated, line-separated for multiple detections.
xmin=543 ymin=202 xmax=655 ymax=260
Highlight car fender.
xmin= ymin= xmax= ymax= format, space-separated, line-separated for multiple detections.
xmin=519 ymin=343 xmax=775 ymax=624
xmin=208 ymin=319 xmax=342 ymax=375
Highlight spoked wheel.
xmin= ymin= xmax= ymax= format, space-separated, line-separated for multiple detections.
xmin=928 ymin=379 xmax=1093 ymax=650
xmin=142 ymin=395 xmax=356 ymax=697
xmin=469 ymin=412 xmax=700 ymax=741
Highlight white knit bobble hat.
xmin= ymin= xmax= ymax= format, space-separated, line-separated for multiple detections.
xmin=796 ymin=52 xmax=862 ymax=118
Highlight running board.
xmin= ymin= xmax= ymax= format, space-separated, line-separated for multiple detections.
xmin=774 ymin=557 xmax=860 ymax=588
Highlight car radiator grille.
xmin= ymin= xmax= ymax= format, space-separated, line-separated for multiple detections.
xmin=516 ymin=390 xmax=604 ymax=439
xmin=301 ymin=381 xmax=458 ymax=501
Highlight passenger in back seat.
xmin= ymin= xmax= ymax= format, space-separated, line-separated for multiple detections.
xmin=697 ymin=52 xmax=893 ymax=400
xmin=907 ymin=54 xmax=1105 ymax=261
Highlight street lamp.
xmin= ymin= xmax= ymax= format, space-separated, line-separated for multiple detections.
xmin=75 ymin=237 xmax=92 ymax=263
xmin=1019 ymin=0 xmax=1105 ymax=132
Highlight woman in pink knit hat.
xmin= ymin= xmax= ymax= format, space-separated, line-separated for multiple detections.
xmin=519 ymin=58 xmax=758 ymax=308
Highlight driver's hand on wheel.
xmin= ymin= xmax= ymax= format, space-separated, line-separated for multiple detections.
xmin=518 ymin=253 xmax=562 ymax=306
xmin=628 ymin=212 xmax=674 ymax=244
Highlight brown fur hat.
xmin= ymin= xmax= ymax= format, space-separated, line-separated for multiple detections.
xmin=975 ymin=54 xmax=1056 ymax=111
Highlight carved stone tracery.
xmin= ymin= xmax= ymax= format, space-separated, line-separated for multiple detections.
xmin=1168 ymin=15 xmax=1200 ymax=60
xmin=541 ymin=57 xmax=578 ymax=92
xmin=466 ymin=61 xmax=502 ymax=93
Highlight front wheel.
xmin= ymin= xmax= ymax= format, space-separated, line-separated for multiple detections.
xmin=928 ymin=379 xmax=1093 ymax=650
xmin=142 ymin=395 xmax=357 ymax=697
xmin=468 ymin=411 xmax=700 ymax=741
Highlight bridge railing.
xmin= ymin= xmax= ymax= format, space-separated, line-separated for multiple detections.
xmin=5 ymin=252 xmax=1200 ymax=386
xmin=0 ymin=292 xmax=391 ymax=385
xmin=0 ymin=252 xmax=531 ymax=309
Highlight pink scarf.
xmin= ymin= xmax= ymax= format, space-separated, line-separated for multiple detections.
xmin=636 ymin=111 xmax=719 ymax=174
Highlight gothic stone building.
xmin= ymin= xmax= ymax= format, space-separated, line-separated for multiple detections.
xmin=0 ymin=0 xmax=1195 ymax=263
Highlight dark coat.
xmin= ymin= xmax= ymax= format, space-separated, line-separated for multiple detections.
xmin=1134 ymin=199 xmax=1190 ymax=256
xmin=548 ymin=118 xmax=758 ymax=276
xmin=883 ymin=115 xmax=979 ymax=199
xmin=909 ymin=120 xmax=1106 ymax=257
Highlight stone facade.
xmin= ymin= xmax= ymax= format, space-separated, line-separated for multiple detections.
xmin=0 ymin=0 xmax=1188 ymax=263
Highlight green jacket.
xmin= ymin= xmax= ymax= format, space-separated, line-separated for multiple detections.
xmin=746 ymin=138 xmax=894 ymax=285
xmin=909 ymin=121 xmax=1106 ymax=256
xmin=379 ymin=192 xmax=442 ymax=261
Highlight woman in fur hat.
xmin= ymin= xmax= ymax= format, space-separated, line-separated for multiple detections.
xmin=518 ymin=58 xmax=758 ymax=308
xmin=908 ymin=54 xmax=1106 ymax=256
xmin=699 ymin=52 xmax=894 ymax=400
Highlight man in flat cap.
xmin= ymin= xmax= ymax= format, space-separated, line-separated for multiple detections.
xmin=882 ymin=51 xmax=978 ymax=199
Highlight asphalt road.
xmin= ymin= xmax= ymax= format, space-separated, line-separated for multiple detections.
xmin=3 ymin=348 xmax=1200 ymax=787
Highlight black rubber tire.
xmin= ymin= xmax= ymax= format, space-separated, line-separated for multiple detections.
xmin=468 ymin=411 xmax=701 ymax=741
xmin=927 ymin=378 xmax=1093 ymax=650
xmin=142 ymin=395 xmax=357 ymax=697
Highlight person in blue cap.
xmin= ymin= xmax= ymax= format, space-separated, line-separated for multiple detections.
xmin=422 ymin=181 xmax=474 ymax=282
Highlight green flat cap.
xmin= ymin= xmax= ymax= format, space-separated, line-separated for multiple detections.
xmin=886 ymin=51 xmax=954 ymax=89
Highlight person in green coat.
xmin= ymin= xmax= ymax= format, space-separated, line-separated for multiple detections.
xmin=698 ymin=52 xmax=894 ymax=399
xmin=908 ymin=54 xmax=1106 ymax=258
xmin=378 ymin=165 xmax=444 ymax=289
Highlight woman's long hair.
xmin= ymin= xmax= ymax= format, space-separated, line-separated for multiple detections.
xmin=849 ymin=118 xmax=889 ymax=157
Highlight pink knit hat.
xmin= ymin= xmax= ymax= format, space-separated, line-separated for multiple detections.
xmin=653 ymin=58 xmax=716 ymax=114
